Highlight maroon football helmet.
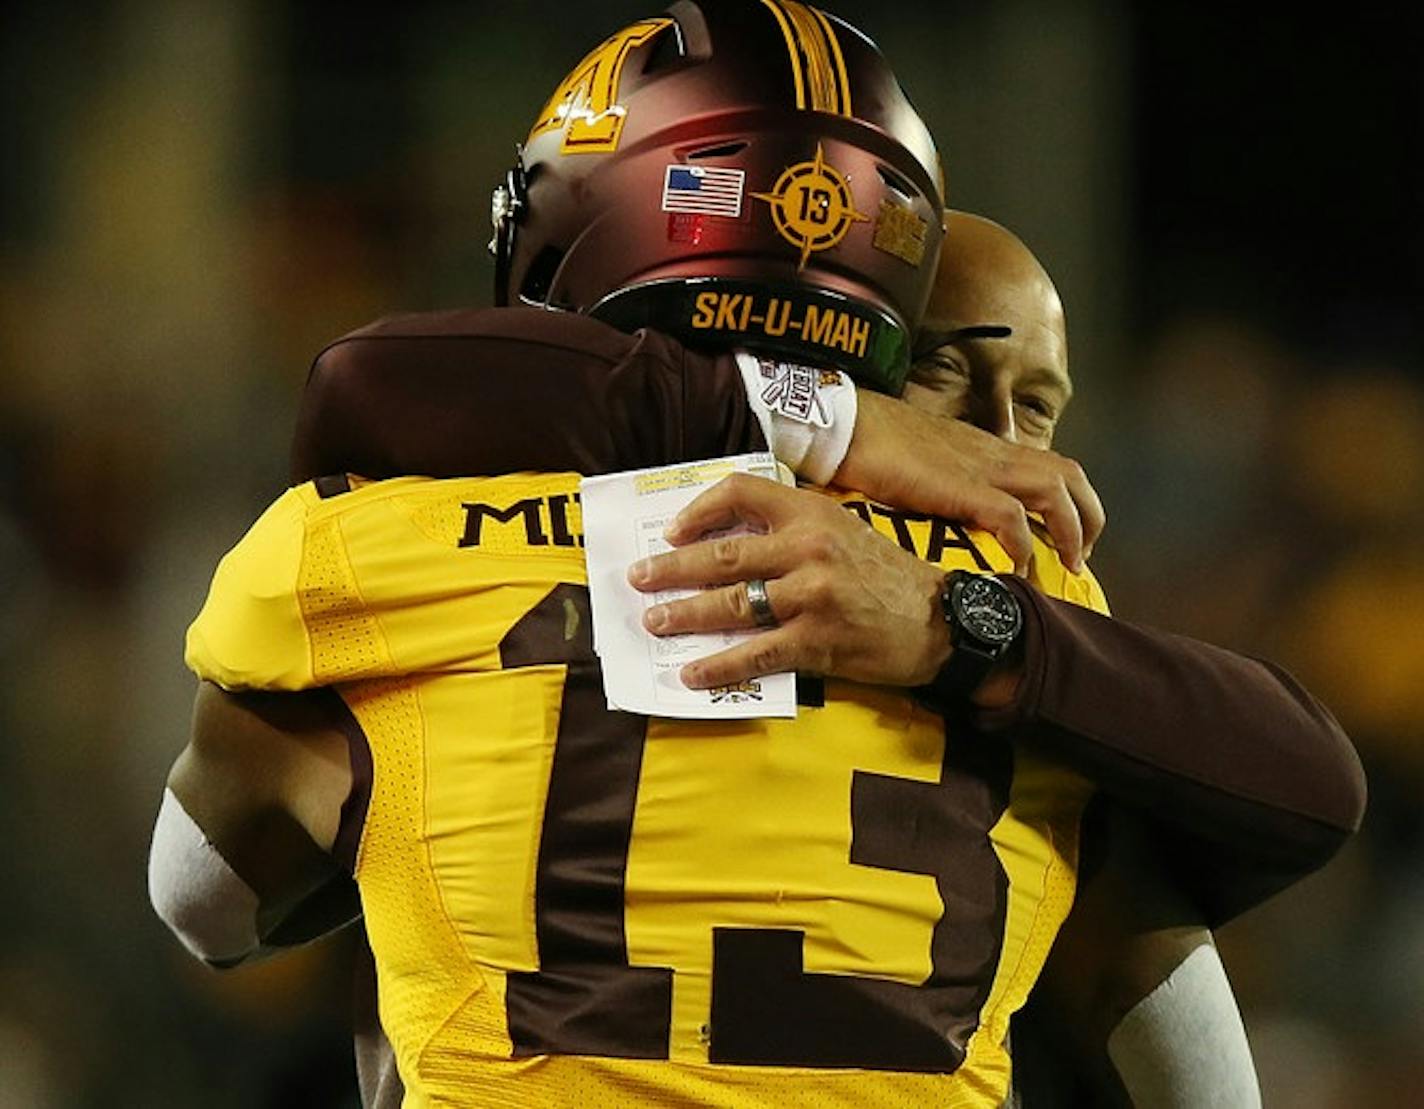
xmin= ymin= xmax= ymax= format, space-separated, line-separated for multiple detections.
xmin=490 ymin=0 xmax=945 ymax=394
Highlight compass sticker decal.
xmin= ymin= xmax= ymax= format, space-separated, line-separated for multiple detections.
xmin=753 ymin=144 xmax=869 ymax=270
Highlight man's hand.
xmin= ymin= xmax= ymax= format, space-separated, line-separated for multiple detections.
xmin=839 ymin=390 xmax=1104 ymax=574
xmin=628 ymin=473 xmax=953 ymax=690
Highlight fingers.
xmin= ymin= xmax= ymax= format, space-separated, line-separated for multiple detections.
xmin=994 ymin=451 xmax=1103 ymax=573
xmin=1062 ymin=458 xmax=1107 ymax=560
xmin=643 ymin=577 xmax=792 ymax=636
xmin=629 ymin=529 xmax=797 ymax=593
xmin=829 ymin=396 xmax=1107 ymax=573
xmin=1025 ymin=474 xmax=1085 ymax=574
xmin=662 ymin=473 xmax=801 ymax=545
xmin=634 ymin=572 xmax=804 ymax=689
xmin=679 ymin=628 xmax=818 ymax=690
xmin=959 ymin=487 xmax=1034 ymax=577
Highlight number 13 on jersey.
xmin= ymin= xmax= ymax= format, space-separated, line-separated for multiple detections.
xmin=498 ymin=585 xmax=1024 ymax=1073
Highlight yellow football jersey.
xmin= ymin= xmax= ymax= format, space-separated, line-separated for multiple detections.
xmin=187 ymin=473 xmax=1108 ymax=1108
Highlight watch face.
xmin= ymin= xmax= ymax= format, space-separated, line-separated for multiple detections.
xmin=953 ymin=575 xmax=1022 ymax=645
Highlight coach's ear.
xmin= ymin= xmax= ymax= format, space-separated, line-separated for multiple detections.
xmin=149 ymin=683 xmax=359 ymax=965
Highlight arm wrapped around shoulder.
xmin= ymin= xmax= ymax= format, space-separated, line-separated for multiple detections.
xmin=978 ymin=577 xmax=1367 ymax=926
xmin=290 ymin=307 xmax=766 ymax=483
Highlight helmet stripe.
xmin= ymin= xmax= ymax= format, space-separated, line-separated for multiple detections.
xmin=758 ymin=0 xmax=808 ymax=110
xmin=808 ymin=5 xmax=853 ymax=118
xmin=779 ymin=1 xmax=841 ymax=115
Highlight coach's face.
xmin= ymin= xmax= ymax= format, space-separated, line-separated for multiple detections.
xmin=904 ymin=212 xmax=1071 ymax=451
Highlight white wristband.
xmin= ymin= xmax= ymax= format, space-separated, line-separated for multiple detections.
xmin=734 ymin=350 xmax=858 ymax=486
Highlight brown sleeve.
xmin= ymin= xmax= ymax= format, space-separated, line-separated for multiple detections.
xmin=290 ymin=306 xmax=767 ymax=483
xmin=976 ymin=577 xmax=1368 ymax=927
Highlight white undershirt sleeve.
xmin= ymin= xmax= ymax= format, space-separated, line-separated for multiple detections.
xmin=148 ymin=787 xmax=261 ymax=964
xmin=1107 ymin=944 xmax=1262 ymax=1107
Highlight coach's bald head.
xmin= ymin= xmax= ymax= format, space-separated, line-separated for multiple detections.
xmin=905 ymin=211 xmax=1071 ymax=449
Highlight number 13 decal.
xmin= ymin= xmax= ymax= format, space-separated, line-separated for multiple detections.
xmin=500 ymin=584 xmax=1010 ymax=1071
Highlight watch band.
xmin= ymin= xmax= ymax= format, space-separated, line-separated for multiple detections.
xmin=931 ymin=634 xmax=1001 ymax=702
xmin=926 ymin=571 xmax=1023 ymax=704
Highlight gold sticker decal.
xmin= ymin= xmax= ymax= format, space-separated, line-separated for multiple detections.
xmin=872 ymin=199 xmax=928 ymax=267
xmin=526 ymin=18 xmax=673 ymax=155
xmin=753 ymin=144 xmax=869 ymax=270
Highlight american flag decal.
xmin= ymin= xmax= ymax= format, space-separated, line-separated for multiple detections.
xmin=661 ymin=165 xmax=745 ymax=218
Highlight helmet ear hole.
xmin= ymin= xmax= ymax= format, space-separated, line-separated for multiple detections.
xmin=685 ymin=141 xmax=748 ymax=160
xmin=519 ymin=246 xmax=566 ymax=306
xmin=876 ymin=165 xmax=917 ymax=202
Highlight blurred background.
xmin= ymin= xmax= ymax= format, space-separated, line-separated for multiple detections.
xmin=1 ymin=1 xmax=1420 ymax=1104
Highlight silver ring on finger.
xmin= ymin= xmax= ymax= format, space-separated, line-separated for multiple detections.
xmin=744 ymin=578 xmax=778 ymax=628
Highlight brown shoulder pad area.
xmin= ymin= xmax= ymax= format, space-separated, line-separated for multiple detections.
xmin=289 ymin=306 xmax=763 ymax=483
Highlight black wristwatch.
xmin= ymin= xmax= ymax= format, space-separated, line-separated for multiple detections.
xmin=928 ymin=570 xmax=1024 ymax=701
